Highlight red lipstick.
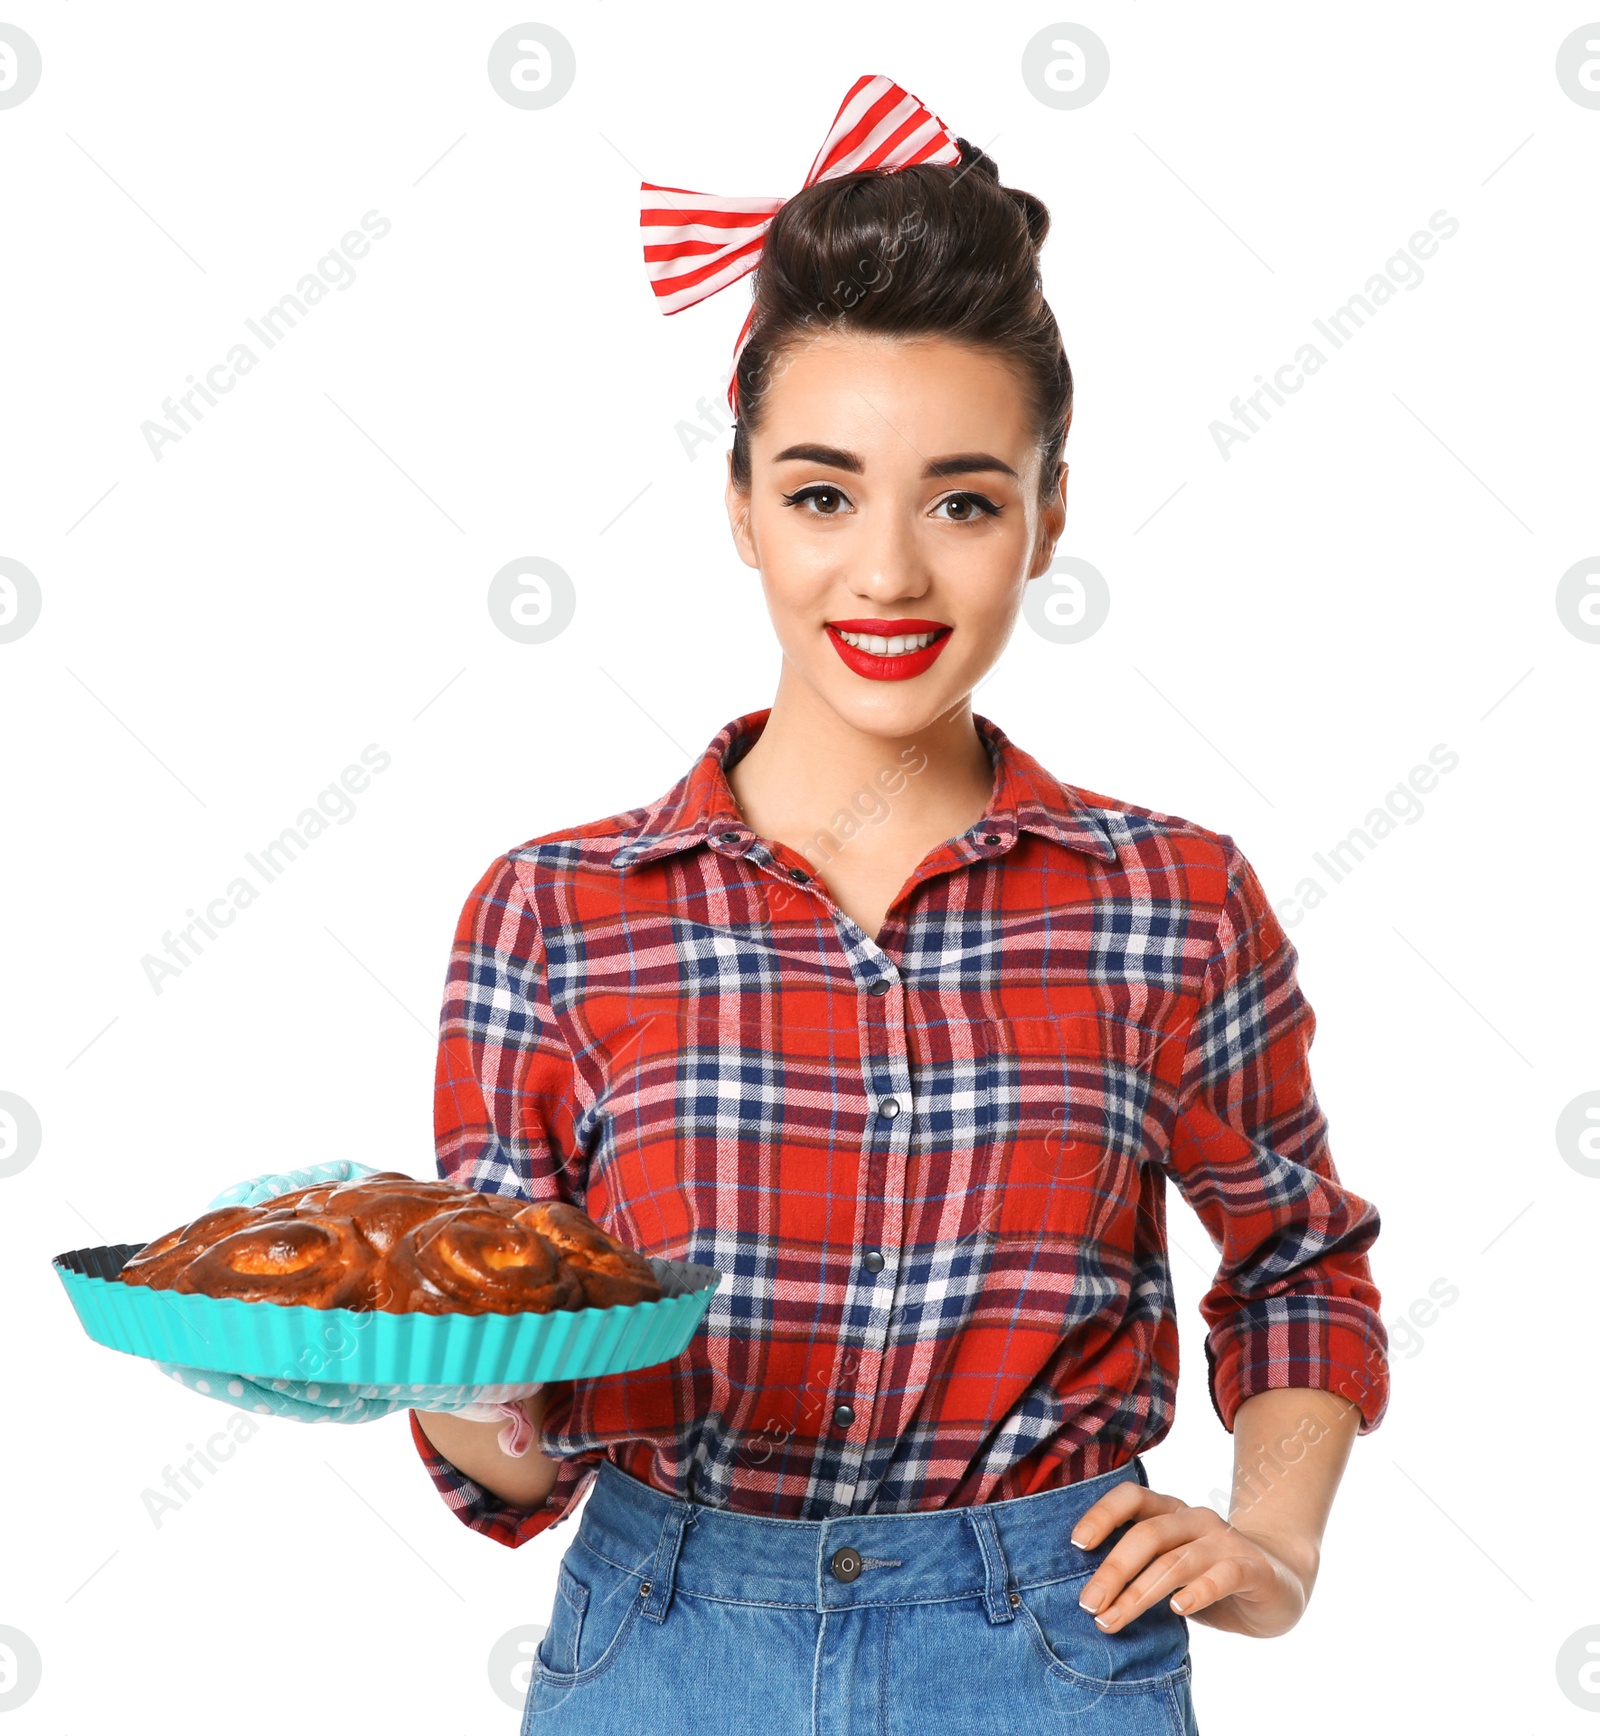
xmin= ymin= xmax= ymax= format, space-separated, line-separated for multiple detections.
xmin=825 ymin=617 xmax=952 ymax=682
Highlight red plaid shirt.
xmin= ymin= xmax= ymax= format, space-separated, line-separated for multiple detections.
xmin=410 ymin=708 xmax=1389 ymax=1547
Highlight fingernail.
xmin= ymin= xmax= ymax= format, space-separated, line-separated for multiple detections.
xmin=1078 ymin=1587 xmax=1101 ymax=1612
xmin=1094 ymin=1612 xmax=1114 ymax=1629
xmin=1071 ymin=1532 xmax=1092 ymax=1549
xmin=1171 ymin=1595 xmax=1187 ymax=1613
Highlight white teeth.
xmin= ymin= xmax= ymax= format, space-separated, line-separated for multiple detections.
xmin=835 ymin=629 xmax=940 ymax=654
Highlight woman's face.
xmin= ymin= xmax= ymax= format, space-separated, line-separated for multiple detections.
xmin=726 ymin=332 xmax=1066 ymax=740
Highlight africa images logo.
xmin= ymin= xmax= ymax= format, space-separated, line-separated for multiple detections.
xmin=139 ymin=211 xmax=392 ymax=461
xmin=1209 ymin=211 xmax=1460 ymax=460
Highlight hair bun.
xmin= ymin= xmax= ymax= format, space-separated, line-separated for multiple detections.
xmin=1008 ymin=186 xmax=1050 ymax=251
xmin=954 ymin=136 xmax=1000 ymax=181
xmin=955 ymin=137 xmax=1048 ymax=250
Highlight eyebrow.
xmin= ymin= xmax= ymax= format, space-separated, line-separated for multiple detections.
xmin=771 ymin=443 xmax=1018 ymax=480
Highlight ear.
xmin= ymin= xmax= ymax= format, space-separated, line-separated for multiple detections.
xmin=725 ymin=446 xmax=760 ymax=570
xmin=1026 ymin=460 xmax=1068 ymax=580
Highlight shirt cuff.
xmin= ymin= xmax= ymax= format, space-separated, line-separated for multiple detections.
xmin=407 ymin=1408 xmax=597 ymax=1548
xmin=1204 ymin=1294 xmax=1390 ymax=1435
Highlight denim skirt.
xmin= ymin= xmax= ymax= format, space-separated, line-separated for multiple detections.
xmin=521 ymin=1454 xmax=1199 ymax=1735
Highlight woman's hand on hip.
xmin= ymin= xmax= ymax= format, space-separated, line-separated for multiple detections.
xmin=1067 ymin=1481 xmax=1316 ymax=1639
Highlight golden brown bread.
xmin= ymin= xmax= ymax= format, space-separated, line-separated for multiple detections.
xmin=118 ymin=1176 xmax=663 ymax=1314
xmin=376 ymin=1207 xmax=588 ymax=1315
xmin=511 ymin=1199 xmax=665 ymax=1308
xmin=171 ymin=1214 xmax=374 ymax=1309
xmin=118 ymin=1206 xmax=258 ymax=1287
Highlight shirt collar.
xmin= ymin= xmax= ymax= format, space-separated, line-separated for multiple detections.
xmin=611 ymin=709 xmax=1119 ymax=870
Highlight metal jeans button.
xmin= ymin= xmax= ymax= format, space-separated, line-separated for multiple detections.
xmin=830 ymin=1546 xmax=862 ymax=1583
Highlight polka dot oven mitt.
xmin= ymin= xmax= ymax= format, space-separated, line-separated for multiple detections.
xmin=153 ymin=1160 xmax=542 ymax=1450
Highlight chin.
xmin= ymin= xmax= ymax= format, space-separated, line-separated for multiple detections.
xmin=808 ymin=665 xmax=974 ymax=740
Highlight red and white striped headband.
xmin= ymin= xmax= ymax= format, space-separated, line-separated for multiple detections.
xmin=639 ymin=74 xmax=963 ymax=417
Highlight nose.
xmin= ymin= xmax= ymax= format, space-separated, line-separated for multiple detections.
xmin=847 ymin=503 xmax=933 ymax=605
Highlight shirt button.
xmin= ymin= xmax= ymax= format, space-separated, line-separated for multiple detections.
xmin=789 ymin=866 xmax=809 ymax=882
xmin=862 ymin=1250 xmax=885 ymax=1273
xmin=982 ymin=833 xmax=1001 ymax=845
xmin=719 ymin=830 xmax=741 ymax=844
xmin=878 ymin=1097 xmax=900 ymax=1120
xmin=833 ymin=1403 xmax=855 ymax=1428
xmin=867 ymin=978 xmax=890 ymax=997
xmin=830 ymin=1546 xmax=863 ymax=1583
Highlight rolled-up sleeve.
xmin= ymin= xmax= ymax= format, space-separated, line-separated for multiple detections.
xmin=409 ymin=853 xmax=604 ymax=1546
xmin=408 ymin=1407 xmax=598 ymax=1548
xmin=1166 ymin=837 xmax=1390 ymax=1434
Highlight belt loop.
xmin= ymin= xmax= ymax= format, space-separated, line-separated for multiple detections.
xmin=640 ymin=1499 xmax=695 ymax=1625
xmin=965 ymin=1507 xmax=1016 ymax=1625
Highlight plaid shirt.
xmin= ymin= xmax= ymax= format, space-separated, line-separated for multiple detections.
xmin=409 ymin=708 xmax=1389 ymax=1548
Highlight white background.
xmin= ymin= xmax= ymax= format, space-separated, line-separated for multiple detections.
xmin=3 ymin=3 xmax=1597 ymax=1729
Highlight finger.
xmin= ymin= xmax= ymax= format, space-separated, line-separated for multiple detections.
xmin=1169 ymin=1552 xmax=1255 ymax=1617
xmin=1077 ymin=1508 xmax=1225 ymax=1621
xmin=1085 ymin=1544 xmax=1205 ymax=1632
xmin=1069 ymin=1481 xmax=1181 ymax=1550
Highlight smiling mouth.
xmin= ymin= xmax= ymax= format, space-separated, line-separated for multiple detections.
xmin=831 ymin=626 xmax=947 ymax=654
xmin=823 ymin=619 xmax=954 ymax=682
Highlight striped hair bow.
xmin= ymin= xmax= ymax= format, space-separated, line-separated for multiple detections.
xmin=640 ymin=74 xmax=963 ymax=415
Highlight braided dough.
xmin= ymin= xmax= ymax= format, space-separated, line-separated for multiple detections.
xmin=118 ymin=1173 xmax=662 ymax=1314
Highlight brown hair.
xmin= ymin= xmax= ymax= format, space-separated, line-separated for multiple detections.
xmin=729 ymin=138 xmax=1070 ymax=502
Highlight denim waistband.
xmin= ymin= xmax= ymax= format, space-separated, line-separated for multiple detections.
xmin=574 ymin=1455 xmax=1149 ymax=1627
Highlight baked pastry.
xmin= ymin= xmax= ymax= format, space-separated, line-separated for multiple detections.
xmin=374 ymin=1207 xmax=588 ymax=1316
xmin=118 ymin=1176 xmax=663 ymax=1314
xmin=511 ymin=1199 xmax=663 ymax=1308
xmin=172 ymin=1213 xmax=374 ymax=1309
xmin=117 ymin=1205 xmax=259 ymax=1287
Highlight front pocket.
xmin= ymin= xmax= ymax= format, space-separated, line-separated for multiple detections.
xmin=533 ymin=1544 xmax=647 ymax=1687
xmin=1014 ymin=1570 xmax=1191 ymax=1695
xmin=534 ymin=1559 xmax=590 ymax=1678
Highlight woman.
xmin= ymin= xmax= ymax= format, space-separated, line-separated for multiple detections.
xmin=412 ymin=75 xmax=1389 ymax=1736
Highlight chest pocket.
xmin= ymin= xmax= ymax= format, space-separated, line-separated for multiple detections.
xmin=580 ymin=993 xmax=861 ymax=1252
xmin=599 ymin=1001 xmax=855 ymax=1122
xmin=981 ymin=1012 xmax=1169 ymax=1184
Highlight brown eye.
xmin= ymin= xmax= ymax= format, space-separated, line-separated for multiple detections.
xmin=933 ymin=492 xmax=1001 ymax=522
xmin=783 ymin=485 xmax=851 ymax=515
